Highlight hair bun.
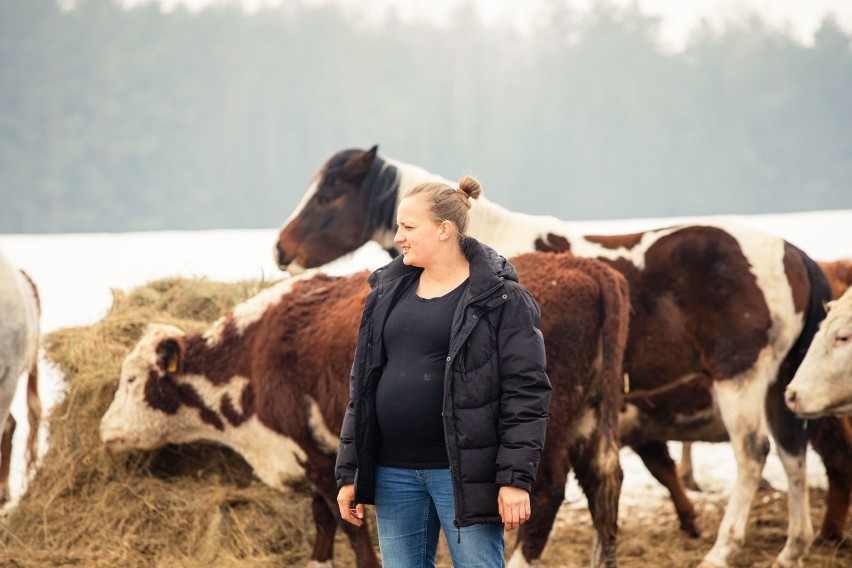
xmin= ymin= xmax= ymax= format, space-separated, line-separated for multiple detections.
xmin=457 ymin=176 xmax=482 ymax=201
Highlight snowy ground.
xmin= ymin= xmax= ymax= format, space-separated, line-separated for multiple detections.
xmin=1 ymin=208 xmax=849 ymax=508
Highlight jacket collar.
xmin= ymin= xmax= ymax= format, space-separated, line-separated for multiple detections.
xmin=368 ymin=237 xmax=517 ymax=300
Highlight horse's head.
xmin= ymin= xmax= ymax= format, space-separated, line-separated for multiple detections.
xmin=276 ymin=145 xmax=396 ymax=273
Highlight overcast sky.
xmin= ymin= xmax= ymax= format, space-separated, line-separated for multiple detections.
xmin=115 ymin=0 xmax=852 ymax=51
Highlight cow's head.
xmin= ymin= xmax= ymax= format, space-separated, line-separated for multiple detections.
xmin=100 ymin=323 xmax=191 ymax=452
xmin=785 ymin=292 xmax=852 ymax=418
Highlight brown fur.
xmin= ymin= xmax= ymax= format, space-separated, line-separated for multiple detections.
xmin=583 ymin=232 xmax=646 ymax=250
xmin=511 ymin=253 xmax=630 ymax=567
xmin=819 ymin=259 xmax=852 ymax=301
xmin=534 ymin=233 xmax=572 ymax=254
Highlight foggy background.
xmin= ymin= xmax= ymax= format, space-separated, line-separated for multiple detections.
xmin=3 ymin=0 xmax=851 ymax=233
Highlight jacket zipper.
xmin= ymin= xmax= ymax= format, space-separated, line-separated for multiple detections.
xmin=445 ymin=279 xmax=506 ymax=529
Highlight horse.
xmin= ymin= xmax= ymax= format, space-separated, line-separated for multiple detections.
xmin=274 ymin=146 xmax=832 ymax=568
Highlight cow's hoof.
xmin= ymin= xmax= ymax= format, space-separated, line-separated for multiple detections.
xmin=679 ymin=517 xmax=701 ymax=539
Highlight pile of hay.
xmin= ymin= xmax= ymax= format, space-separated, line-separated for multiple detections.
xmin=0 ymin=277 xmax=331 ymax=567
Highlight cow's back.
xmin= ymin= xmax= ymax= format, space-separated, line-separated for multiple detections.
xmin=250 ymin=272 xmax=371 ymax=442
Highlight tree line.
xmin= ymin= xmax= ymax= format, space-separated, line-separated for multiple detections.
xmin=2 ymin=0 xmax=851 ymax=232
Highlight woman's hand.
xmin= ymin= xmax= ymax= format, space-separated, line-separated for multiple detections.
xmin=337 ymin=484 xmax=364 ymax=527
xmin=498 ymin=486 xmax=531 ymax=531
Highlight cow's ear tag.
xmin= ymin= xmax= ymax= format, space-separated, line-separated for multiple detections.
xmin=166 ymin=357 xmax=178 ymax=374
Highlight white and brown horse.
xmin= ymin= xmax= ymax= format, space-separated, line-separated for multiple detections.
xmin=275 ymin=146 xmax=833 ymax=568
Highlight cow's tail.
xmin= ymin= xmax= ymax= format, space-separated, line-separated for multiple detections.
xmin=767 ymin=245 xmax=833 ymax=455
xmin=596 ymin=261 xmax=631 ymax=433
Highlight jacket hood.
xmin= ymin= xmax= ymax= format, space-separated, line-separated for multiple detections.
xmin=368 ymin=236 xmax=517 ymax=298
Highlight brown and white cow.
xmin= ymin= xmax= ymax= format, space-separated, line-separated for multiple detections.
xmin=785 ymin=271 xmax=852 ymax=542
xmin=681 ymin=258 xmax=852 ymax=536
xmin=275 ymin=146 xmax=833 ymax=568
xmin=101 ymin=253 xmax=631 ymax=568
xmin=0 ymin=251 xmax=42 ymax=505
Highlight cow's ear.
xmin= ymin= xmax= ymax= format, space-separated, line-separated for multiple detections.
xmin=156 ymin=338 xmax=184 ymax=375
xmin=342 ymin=145 xmax=378 ymax=178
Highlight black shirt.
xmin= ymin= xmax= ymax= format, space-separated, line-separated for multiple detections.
xmin=375 ymin=275 xmax=468 ymax=468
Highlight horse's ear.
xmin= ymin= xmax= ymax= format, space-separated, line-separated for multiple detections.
xmin=343 ymin=146 xmax=378 ymax=177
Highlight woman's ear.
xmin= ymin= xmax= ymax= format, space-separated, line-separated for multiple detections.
xmin=439 ymin=220 xmax=455 ymax=241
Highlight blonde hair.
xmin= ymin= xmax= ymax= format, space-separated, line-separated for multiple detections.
xmin=403 ymin=176 xmax=482 ymax=241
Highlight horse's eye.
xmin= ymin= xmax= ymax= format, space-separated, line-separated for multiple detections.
xmin=317 ymin=195 xmax=330 ymax=206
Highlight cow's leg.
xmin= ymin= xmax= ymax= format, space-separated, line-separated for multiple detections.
xmin=809 ymin=417 xmax=851 ymax=541
xmin=762 ymin=379 xmax=814 ymax=567
xmin=569 ymin=413 xmax=622 ymax=568
xmin=772 ymin=445 xmax=815 ymax=566
xmin=25 ymin=363 xmax=42 ymax=470
xmin=817 ymin=456 xmax=851 ymax=542
xmin=323 ymin=493 xmax=378 ymax=568
xmin=632 ymin=441 xmax=700 ymax=537
xmin=302 ymin=453 xmax=379 ymax=568
xmin=699 ymin=378 xmax=771 ymax=568
xmin=0 ymin=414 xmax=16 ymax=504
xmin=507 ymin=422 xmax=572 ymax=567
xmin=309 ymin=491 xmax=336 ymax=567
xmin=679 ymin=441 xmax=702 ymax=491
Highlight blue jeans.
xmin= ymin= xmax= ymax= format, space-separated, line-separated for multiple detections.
xmin=373 ymin=466 xmax=504 ymax=568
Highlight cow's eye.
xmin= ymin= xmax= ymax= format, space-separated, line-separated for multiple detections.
xmin=836 ymin=333 xmax=850 ymax=346
xmin=127 ymin=376 xmax=137 ymax=384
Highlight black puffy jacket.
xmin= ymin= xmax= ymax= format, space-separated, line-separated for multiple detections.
xmin=335 ymin=237 xmax=551 ymax=526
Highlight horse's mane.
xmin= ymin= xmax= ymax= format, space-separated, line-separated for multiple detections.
xmin=361 ymin=155 xmax=399 ymax=235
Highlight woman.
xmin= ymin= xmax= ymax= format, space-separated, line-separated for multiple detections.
xmin=335 ymin=176 xmax=551 ymax=567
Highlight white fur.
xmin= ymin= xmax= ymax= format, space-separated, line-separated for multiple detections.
xmin=306 ymin=395 xmax=340 ymax=454
xmin=617 ymin=404 xmax=642 ymax=441
xmin=571 ymin=408 xmax=597 ymax=443
xmin=0 ymin=252 xmax=39 ymax=409
xmin=203 ymin=270 xmax=320 ymax=346
xmin=507 ymin=547 xmax=534 ymax=568
xmin=280 ymin=176 xmax=320 ymax=229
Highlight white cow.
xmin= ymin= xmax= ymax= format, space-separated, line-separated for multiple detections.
xmin=786 ymin=286 xmax=852 ymax=417
xmin=0 ymin=248 xmax=42 ymax=503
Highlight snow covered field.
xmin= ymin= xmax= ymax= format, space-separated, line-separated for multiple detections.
xmin=1 ymin=208 xmax=850 ymax=507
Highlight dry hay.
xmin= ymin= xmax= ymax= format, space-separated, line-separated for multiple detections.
xmin=0 ymin=277 xmax=322 ymax=567
xmin=1 ymin=275 xmax=849 ymax=567
xmin=524 ymin=485 xmax=852 ymax=568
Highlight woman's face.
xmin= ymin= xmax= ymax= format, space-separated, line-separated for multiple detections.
xmin=394 ymin=194 xmax=444 ymax=267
